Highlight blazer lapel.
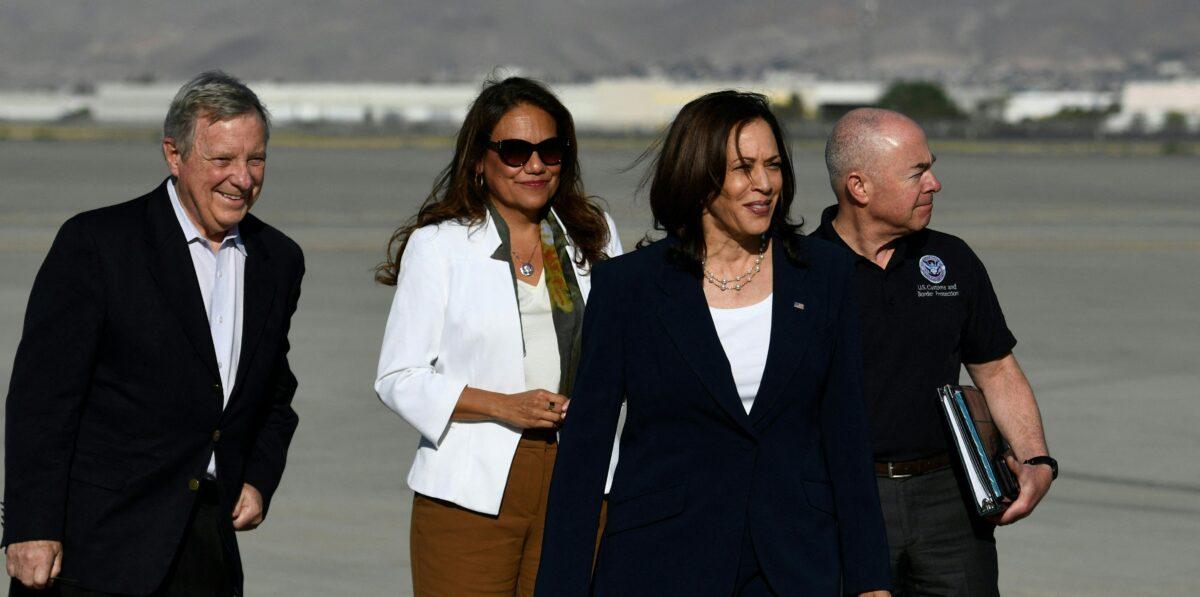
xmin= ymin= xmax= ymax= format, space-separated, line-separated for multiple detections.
xmin=143 ymin=180 xmax=221 ymax=383
xmin=655 ymin=251 xmax=757 ymax=438
xmin=232 ymin=220 xmax=275 ymax=401
xmin=750 ymin=240 xmax=813 ymax=425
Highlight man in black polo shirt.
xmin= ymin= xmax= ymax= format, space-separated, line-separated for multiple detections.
xmin=814 ymin=108 xmax=1055 ymax=595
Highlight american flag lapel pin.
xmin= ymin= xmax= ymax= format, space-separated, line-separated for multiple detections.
xmin=793 ymin=302 xmax=805 ymax=310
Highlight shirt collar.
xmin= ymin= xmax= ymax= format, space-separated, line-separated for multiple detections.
xmin=814 ymin=203 xmax=910 ymax=270
xmin=483 ymin=202 xmax=574 ymax=262
xmin=815 ymin=204 xmax=863 ymax=259
xmin=167 ymin=178 xmax=247 ymax=255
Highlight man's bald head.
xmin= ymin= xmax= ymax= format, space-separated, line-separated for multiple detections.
xmin=824 ymin=108 xmax=922 ymax=198
xmin=823 ymin=107 xmax=942 ymax=239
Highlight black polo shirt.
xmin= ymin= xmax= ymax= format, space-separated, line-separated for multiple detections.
xmin=813 ymin=205 xmax=1017 ymax=461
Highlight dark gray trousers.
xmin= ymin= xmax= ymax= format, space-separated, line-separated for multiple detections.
xmin=876 ymin=467 xmax=999 ymax=596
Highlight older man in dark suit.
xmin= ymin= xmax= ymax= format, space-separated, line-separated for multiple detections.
xmin=4 ymin=71 xmax=303 ymax=596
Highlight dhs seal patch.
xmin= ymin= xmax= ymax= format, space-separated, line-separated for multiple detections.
xmin=919 ymin=255 xmax=947 ymax=284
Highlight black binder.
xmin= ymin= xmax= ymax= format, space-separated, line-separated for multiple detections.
xmin=936 ymin=385 xmax=1019 ymax=517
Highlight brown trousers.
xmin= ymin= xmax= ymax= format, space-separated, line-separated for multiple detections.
xmin=411 ymin=431 xmax=558 ymax=597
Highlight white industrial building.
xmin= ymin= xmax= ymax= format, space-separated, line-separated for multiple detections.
xmin=7 ymin=77 xmax=1197 ymax=133
xmin=1002 ymin=90 xmax=1117 ymax=123
xmin=0 ymin=76 xmax=886 ymax=133
xmin=1107 ymin=79 xmax=1200 ymax=132
xmin=0 ymin=91 xmax=89 ymax=121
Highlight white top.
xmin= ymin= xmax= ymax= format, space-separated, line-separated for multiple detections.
xmin=709 ymin=294 xmax=773 ymax=414
xmin=374 ymin=210 xmax=624 ymax=515
xmin=517 ymin=275 xmax=562 ymax=393
xmin=168 ymin=179 xmax=245 ymax=478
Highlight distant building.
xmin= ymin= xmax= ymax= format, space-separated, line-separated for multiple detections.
xmin=0 ymin=76 xmax=887 ymax=132
xmin=1002 ymin=90 xmax=1117 ymax=123
xmin=560 ymin=77 xmax=751 ymax=131
xmin=255 ymin=82 xmax=475 ymax=125
xmin=0 ymin=91 xmax=87 ymax=121
xmin=1108 ymin=79 xmax=1200 ymax=132
xmin=561 ymin=76 xmax=884 ymax=131
xmin=801 ymin=81 xmax=886 ymax=120
xmin=944 ymin=86 xmax=1004 ymax=119
xmin=89 ymin=82 xmax=176 ymax=123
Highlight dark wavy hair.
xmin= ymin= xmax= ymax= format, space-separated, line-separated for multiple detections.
xmin=375 ymin=77 xmax=611 ymax=286
xmin=640 ymin=90 xmax=803 ymax=272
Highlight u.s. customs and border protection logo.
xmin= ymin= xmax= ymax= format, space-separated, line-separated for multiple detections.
xmin=919 ymin=255 xmax=947 ymax=283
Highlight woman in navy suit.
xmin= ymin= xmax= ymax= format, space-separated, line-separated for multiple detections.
xmin=536 ymin=91 xmax=892 ymax=596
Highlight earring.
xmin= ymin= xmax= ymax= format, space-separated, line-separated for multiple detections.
xmin=475 ymin=172 xmax=484 ymax=188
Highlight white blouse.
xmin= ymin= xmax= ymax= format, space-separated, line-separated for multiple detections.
xmin=709 ymin=294 xmax=773 ymax=413
xmin=517 ymin=274 xmax=562 ymax=393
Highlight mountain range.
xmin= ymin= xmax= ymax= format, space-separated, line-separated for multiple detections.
xmin=2 ymin=0 xmax=1198 ymax=88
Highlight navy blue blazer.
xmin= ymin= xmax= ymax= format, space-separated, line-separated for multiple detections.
xmin=536 ymin=236 xmax=891 ymax=596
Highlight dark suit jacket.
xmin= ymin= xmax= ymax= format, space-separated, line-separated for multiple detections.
xmin=3 ymin=180 xmax=303 ymax=595
xmin=536 ymin=236 xmax=891 ymax=596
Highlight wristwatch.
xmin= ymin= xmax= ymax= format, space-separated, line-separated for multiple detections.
xmin=1024 ymin=455 xmax=1058 ymax=480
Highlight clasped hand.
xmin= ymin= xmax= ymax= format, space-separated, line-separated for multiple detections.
xmin=494 ymin=389 xmax=568 ymax=429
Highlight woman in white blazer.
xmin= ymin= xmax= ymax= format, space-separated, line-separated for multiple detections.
xmin=374 ymin=77 xmax=622 ymax=596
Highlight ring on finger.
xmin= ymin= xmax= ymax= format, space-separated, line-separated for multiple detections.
xmin=547 ymin=401 xmax=555 ymax=412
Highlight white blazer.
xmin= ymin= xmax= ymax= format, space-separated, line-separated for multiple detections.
xmin=375 ymin=208 xmax=623 ymax=515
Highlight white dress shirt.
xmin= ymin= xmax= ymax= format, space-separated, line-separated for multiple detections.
xmin=168 ymin=180 xmax=245 ymax=478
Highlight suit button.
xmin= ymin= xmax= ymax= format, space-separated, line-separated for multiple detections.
xmin=212 ymin=430 xmax=221 ymax=442
xmin=188 ymin=478 xmax=201 ymax=491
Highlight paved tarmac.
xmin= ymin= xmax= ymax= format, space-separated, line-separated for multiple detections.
xmin=1 ymin=139 xmax=1198 ymax=595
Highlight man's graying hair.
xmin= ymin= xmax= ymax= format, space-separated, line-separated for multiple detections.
xmin=823 ymin=107 xmax=912 ymax=196
xmin=164 ymin=71 xmax=270 ymax=157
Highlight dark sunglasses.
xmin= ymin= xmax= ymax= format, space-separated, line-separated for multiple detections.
xmin=485 ymin=137 xmax=569 ymax=167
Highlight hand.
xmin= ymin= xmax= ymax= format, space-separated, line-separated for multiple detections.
xmin=858 ymin=591 xmax=891 ymax=597
xmin=494 ymin=389 xmax=568 ymax=430
xmin=232 ymin=483 xmax=265 ymax=531
xmin=5 ymin=539 xmax=62 ymax=589
xmin=992 ymin=453 xmax=1053 ymax=525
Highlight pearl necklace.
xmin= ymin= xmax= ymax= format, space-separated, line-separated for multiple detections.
xmin=702 ymin=236 xmax=768 ymax=292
